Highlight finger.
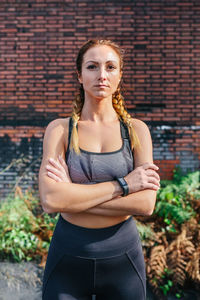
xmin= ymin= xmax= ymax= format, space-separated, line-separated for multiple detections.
xmin=142 ymin=162 xmax=159 ymax=171
xmin=139 ymin=182 xmax=160 ymax=191
xmin=148 ymin=177 xmax=160 ymax=187
xmin=58 ymin=155 xmax=65 ymax=164
xmin=48 ymin=158 xmax=62 ymax=170
xmin=46 ymin=171 xmax=62 ymax=182
xmin=145 ymin=183 xmax=160 ymax=191
xmin=46 ymin=165 xmax=63 ymax=179
xmin=146 ymin=170 xmax=160 ymax=181
xmin=146 ymin=169 xmax=159 ymax=179
xmin=145 ymin=171 xmax=160 ymax=185
xmin=58 ymin=155 xmax=69 ymax=173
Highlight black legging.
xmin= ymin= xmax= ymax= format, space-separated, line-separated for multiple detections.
xmin=42 ymin=215 xmax=146 ymax=300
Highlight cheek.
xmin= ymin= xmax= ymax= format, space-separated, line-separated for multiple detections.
xmin=81 ymin=72 xmax=94 ymax=85
xmin=110 ymin=74 xmax=120 ymax=86
xmin=109 ymin=69 xmax=120 ymax=80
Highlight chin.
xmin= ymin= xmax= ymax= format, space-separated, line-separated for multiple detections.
xmin=85 ymin=90 xmax=112 ymax=101
xmin=94 ymin=91 xmax=110 ymax=99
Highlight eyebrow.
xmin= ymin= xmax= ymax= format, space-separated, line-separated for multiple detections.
xmin=85 ymin=60 xmax=118 ymax=64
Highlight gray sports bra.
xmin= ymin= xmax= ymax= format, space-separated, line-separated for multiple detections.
xmin=65 ymin=117 xmax=134 ymax=184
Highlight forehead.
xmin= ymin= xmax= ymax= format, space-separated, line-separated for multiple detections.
xmin=83 ymin=45 xmax=120 ymax=64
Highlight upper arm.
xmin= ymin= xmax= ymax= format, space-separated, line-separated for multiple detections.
xmin=38 ymin=118 xmax=69 ymax=206
xmin=131 ymin=118 xmax=153 ymax=168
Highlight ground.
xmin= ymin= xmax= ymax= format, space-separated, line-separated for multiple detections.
xmin=0 ymin=262 xmax=43 ymax=300
xmin=0 ymin=262 xmax=199 ymax=300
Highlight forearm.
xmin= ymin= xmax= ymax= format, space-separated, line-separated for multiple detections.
xmin=86 ymin=200 xmax=130 ymax=217
xmin=39 ymin=173 xmax=122 ymax=213
xmin=86 ymin=189 xmax=157 ymax=216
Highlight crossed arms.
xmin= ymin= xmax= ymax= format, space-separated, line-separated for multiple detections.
xmin=39 ymin=118 xmax=160 ymax=217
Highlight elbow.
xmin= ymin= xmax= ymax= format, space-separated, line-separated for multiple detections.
xmin=42 ymin=204 xmax=54 ymax=214
xmin=141 ymin=190 xmax=157 ymax=216
xmin=38 ymin=178 xmax=83 ymax=214
xmin=40 ymin=194 xmax=56 ymax=214
xmin=144 ymin=205 xmax=155 ymax=216
xmin=38 ymin=176 xmax=57 ymax=214
xmin=39 ymin=187 xmax=60 ymax=214
xmin=40 ymin=192 xmax=80 ymax=214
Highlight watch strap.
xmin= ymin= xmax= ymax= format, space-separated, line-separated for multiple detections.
xmin=116 ymin=177 xmax=129 ymax=197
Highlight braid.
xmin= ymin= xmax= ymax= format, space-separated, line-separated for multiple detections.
xmin=70 ymin=85 xmax=85 ymax=154
xmin=112 ymin=88 xmax=141 ymax=150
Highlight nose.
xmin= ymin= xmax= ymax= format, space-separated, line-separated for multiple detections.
xmin=98 ymin=66 xmax=106 ymax=81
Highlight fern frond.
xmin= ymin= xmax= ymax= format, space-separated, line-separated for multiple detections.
xmin=147 ymin=245 xmax=167 ymax=284
xmin=186 ymin=246 xmax=200 ymax=283
xmin=166 ymin=228 xmax=195 ymax=286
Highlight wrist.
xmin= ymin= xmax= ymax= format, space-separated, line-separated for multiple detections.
xmin=111 ymin=180 xmax=123 ymax=197
xmin=115 ymin=177 xmax=129 ymax=197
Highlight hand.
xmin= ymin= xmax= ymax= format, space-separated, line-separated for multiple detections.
xmin=124 ymin=162 xmax=160 ymax=193
xmin=45 ymin=155 xmax=72 ymax=183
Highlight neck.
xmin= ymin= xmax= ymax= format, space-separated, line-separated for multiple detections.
xmin=80 ymin=94 xmax=118 ymax=123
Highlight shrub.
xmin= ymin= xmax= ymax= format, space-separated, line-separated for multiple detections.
xmin=0 ymin=187 xmax=58 ymax=264
xmin=143 ymin=171 xmax=200 ymax=299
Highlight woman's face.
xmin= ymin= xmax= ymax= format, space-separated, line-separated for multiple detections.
xmin=78 ymin=45 xmax=122 ymax=101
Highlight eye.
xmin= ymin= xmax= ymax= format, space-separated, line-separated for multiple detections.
xmin=107 ymin=65 xmax=117 ymax=70
xmin=87 ymin=65 xmax=97 ymax=70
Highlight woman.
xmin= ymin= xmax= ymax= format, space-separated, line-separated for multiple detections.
xmin=39 ymin=39 xmax=160 ymax=300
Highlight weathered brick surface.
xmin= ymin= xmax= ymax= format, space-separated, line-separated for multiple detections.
xmin=0 ymin=0 xmax=200 ymax=198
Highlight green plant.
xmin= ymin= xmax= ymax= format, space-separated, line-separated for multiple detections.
xmin=154 ymin=171 xmax=199 ymax=232
xmin=135 ymin=221 xmax=157 ymax=246
xmin=160 ymin=279 xmax=173 ymax=296
xmin=0 ymin=188 xmax=58 ymax=263
xmin=172 ymin=166 xmax=184 ymax=184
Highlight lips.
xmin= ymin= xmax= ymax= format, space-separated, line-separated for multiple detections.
xmin=95 ymin=84 xmax=108 ymax=88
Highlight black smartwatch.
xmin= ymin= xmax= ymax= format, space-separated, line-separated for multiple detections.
xmin=116 ymin=177 xmax=129 ymax=197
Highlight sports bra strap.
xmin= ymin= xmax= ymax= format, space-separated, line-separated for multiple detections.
xmin=120 ymin=120 xmax=132 ymax=150
xmin=120 ymin=120 xmax=130 ymax=139
xmin=65 ymin=117 xmax=73 ymax=161
xmin=68 ymin=117 xmax=73 ymax=144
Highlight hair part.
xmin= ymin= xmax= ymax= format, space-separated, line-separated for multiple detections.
xmin=71 ymin=39 xmax=141 ymax=154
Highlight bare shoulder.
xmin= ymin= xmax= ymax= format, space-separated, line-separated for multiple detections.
xmin=45 ymin=117 xmax=69 ymax=135
xmin=42 ymin=117 xmax=70 ymax=159
xmin=130 ymin=118 xmax=153 ymax=166
xmin=131 ymin=118 xmax=152 ymax=140
xmin=45 ymin=117 xmax=70 ymax=140
xmin=131 ymin=118 xmax=150 ymax=133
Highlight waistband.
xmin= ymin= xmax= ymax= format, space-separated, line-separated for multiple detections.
xmin=51 ymin=214 xmax=141 ymax=259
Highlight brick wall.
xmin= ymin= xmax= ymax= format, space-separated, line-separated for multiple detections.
xmin=0 ymin=0 xmax=199 ymax=199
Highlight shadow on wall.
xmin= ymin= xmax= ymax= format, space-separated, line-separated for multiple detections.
xmin=0 ymin=134 xmax=43 ymax=200
xmin=0 ymin=105 xmax=59 ymax=127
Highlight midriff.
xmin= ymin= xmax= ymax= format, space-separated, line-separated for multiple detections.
xmin=61 ymin=212 xmax=131 ymax=229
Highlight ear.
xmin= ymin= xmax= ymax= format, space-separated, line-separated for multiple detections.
xmin=77 ymin=71 xmax=83 ymax=84
xmin=118 ymin=75 xmax=122 ymax=86
xmin=118 ymin=71 xmax=122 ymax=86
